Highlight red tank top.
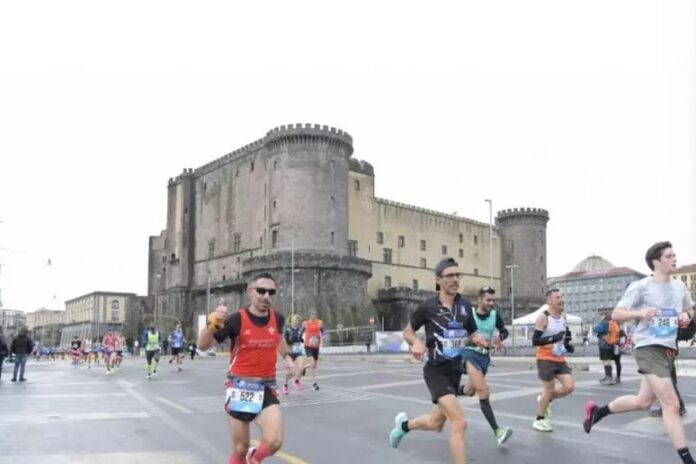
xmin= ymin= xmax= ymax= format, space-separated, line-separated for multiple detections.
xmin=304 ymin=320 xmax=323 ymax=348
xmin=229 ymin=308 xmax=281 ymax=379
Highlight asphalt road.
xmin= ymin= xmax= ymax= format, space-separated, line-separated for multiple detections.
xmin=2 ymin=353 xmax=696 ymax=463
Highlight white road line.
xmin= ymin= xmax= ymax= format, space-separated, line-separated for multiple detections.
xmin=0 ymin=393 xmax=127 ymax=399
xmin=116 ymin=380 xmax=226 ymax=463
xmin=0 ymin=412 xmax=150 ymax=425
xmin=0 ymin=451 xmax=201 ymax=464
xmin=156 ymin=397 xmax=193 ymax=414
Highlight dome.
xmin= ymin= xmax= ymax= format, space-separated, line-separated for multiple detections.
xmin=571 ymin=255 xmax=614 ymax=273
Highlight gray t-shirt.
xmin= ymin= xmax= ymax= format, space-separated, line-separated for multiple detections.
xmin=617 ymin=276 xmax=694 ymax=349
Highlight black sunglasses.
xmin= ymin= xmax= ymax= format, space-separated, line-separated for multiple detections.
xmin=255 ymin=287 xmax=277 ymax=296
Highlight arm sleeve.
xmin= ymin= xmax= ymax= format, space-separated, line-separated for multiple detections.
xmin=495 ymin=311 xmax=509 ymax=340
xmin=533 ymin=329 xmax=562 ymax=346
xmin=214 ymin=312 xmax=241 ymax=344
xmin=410 ymin=303 xmax=427 ymax=331
xmin=616 ymin=281 xmax=642 ymax=309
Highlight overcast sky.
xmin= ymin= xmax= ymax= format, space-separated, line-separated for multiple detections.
xmin=1 ymin=1 xmax=694 ymax=311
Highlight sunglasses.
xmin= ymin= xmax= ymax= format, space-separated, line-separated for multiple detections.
xmin=255 ymin=287 xmax=277 ymax=296
xmin=440 ymin=272 xmax=462 ymax=279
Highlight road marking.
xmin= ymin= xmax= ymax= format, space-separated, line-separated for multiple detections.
xmin=0 ymin=393 xmax=127 ymax=399
xmin=0 ymin=412 xmax=150 ymax=425
xmin=623 ymin=402 xmax=696 ymax=433
xmin=250 ymin=439 xmax=309 ymax=464
xmin=157 ymin=397 xmax=193 ymax=414
xmin=116 ymin=380 xmax=227 ymax=463
xmin=0 ymin=451 xmax=200 ymax=464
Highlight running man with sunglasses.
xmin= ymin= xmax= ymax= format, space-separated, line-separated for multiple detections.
xmin=198 ymin=273 xmax=294 ymax=464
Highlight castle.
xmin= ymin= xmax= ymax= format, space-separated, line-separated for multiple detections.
xmin=148 ymin=124 xmax=549 ymax=331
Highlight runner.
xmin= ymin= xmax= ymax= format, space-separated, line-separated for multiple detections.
xmin=388 ymin=257 xmax=482 ymax=464
xmin=283 ymin=314 xmax=304 ymax=394
xmin=113 ymin=332 xmax=124 ymax=369
xmin=82 ymin=338 xmax=92 ymax=368
xmin=532 ymin=288 xmax=575 ymax=432
xmin=459 ymin=286 xmax=513 ymax=445
xmin=583 ymin=241 xmax=696 ymax=464
xmin=70 ymin=336 xmax=82 ymax=367
xmin=197 ymin=272 xmax=293 ymax=464
xmin=92 ymin=338 xmax=101 ymax=367
xmin=102 ymin=329 xmax=117 ymax=374
xmin=144 ymin=325 xmax=162 ymax=379
xmin=302 ymin=309 xmax=323 ymax=391
xmin=168 ymin=322 xmax=186 ymax=372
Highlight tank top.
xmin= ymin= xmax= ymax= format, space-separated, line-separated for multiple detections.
xmin=466 ymin=309 xmax=497 ymax=354
xmin=304 ymin=320 xmax=323 ymax=348
xmin=229 ymin=309 xmax=281 ymax=379
xmin=536 ymin=311 xmax=567 ymax=363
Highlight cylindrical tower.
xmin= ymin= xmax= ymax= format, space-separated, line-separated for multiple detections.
xmin=265 ymin=123 xmax=353 ymax=255
xmin=496 ymin=207 xmax=549 ymax=318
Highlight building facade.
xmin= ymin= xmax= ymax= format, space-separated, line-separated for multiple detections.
xmin=26 ymin=309 xmax=66 ymax=347
xmin=672 ymin=264 xmax=696 ymax=303
xmin=0 ymin=308 xmax=26 ymax=339
xmin=60 ymin=292 xmax=137 ymax=346
xmin=149 ymin=124 xmax=549 ymax=331
xmin=548 ymin=255 xmax=645 ymax=325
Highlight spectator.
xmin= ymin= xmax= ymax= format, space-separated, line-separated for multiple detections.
xmin=11 ymin=327 xmax=34 ymax=382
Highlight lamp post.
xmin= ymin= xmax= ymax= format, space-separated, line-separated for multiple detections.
xmin=291 ymin=236 xmax=295 ymax=316
xmin=206 ymin=271 xmax=212 ymax=317
xmin=506 ymin=264 xmax=518 ymax=349
xmin=484 ymin=199 xmax=493 ymax=287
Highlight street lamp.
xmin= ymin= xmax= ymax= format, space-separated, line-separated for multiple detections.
xmin=506 ymin=264 xmax=518 ymax=349
xmin=206 ymin=270 xmax=212 ymax=317
xmin=291 ymin=236 xmax=295 ymax=316
xmin=484 ymin=199 xmax=493 ymax=287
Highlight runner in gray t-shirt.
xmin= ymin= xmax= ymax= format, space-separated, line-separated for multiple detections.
xmin=582 ymin=242 xmax=696 ymax=464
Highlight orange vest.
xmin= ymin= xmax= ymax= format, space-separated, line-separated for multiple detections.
xmin=304 ymin=320 xmax=323 ymax=348
xmin=229 ymin=309 xmax=281 ymax=379
xmin=604 ymin=320 xmax=620 ymax=345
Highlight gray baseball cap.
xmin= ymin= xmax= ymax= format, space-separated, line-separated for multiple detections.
xmin=434 ymin=257 xmax=458 ymax=276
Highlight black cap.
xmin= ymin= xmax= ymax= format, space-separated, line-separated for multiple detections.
xmin=434 ymin=257 xmax=458 ymax=276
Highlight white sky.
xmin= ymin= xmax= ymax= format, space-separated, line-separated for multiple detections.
xmin=1 ymin=1 xmax=694 ymax=311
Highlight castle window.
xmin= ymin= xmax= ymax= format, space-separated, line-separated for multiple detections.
xmin=273 ymin=160 xmax=278 ymax=170
xmin=233 ymin=233 xmax=241 ymax=253
xmin=441 ymin=245 xmax=447 ymax=255
xmin=330 ymin=231 xmax=335 ymax=245
xmin=474 ymin=235 xmax=478 ymax=245
xmin=383 ymin=248 xmax=393 ymax=264
xmin=354 ymin=179 xmax=360 ymax=191
xmin=458 ymin=248 xmax=463 ymax=258
xmin=413 ymin=279 xmax=419 ymax=291
xmin=377 ymin=232 xmax=384 ymax=244
xmin=208 ymin=239 xmax=216 ymax=259
xmin=330 ymin=196 xmax=335 ymax=209
xmin=420 ymin=258 xmax=427 ymax=268
xmin=250 ymin=161 xmax=255 ymax=172
xmin=385 ymin=275 xmax=392 ymax=288
xmin=273 ymin=198 xmax=277 ymax=210
xmin=420 ymin=239 xmax=426 ymax=251
xmin=398 ymin=236 xmax=405 ymax=248
xmin=260 ymin=236 xmax=263 ymax=247
xmin=271 ymin=230 xmax=278 ymax=248
xmin=459 ymin=233 xmax=463 ymax=243
xmin=474 ymin=268 xmax=479 ymax=276
xmin=236 ymin=169 xmax=239 ymax=177
xmin=348 ymin=240 xmax=358 ymax=257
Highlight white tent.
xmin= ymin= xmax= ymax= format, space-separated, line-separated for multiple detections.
xmin=512 ymin=304 xmax=582 ymax=326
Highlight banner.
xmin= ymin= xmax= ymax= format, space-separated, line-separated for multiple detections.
xmin=375 ymin=331 xmax=409 ymax=353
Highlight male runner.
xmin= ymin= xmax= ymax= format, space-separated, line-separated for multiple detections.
xmin=283 ymin=314 xmax=305 ymax=394
xmin=388 ymin=257 xmax=483 ymax=464
xmin=144 ymin=325 xmax=162 ymax=379
xmin=459 ymin=286 xmax=512 ymax=445
xmin=168 ymin=323 xmax=186 ymax=372
xmin=583 ymin=241 xmax=696 ymax=464
xmin=197 ymin=273 xmax=293 ymax=464
xmin=302 ymin=310 xmax=323 ymax=391
xmin=102 ymin=330 xmax=117 ymax=374
xmin=532 ymin=288 xmax=575 ymax=432
xmin=70 ymin=336 xmax=82 ymax=367
xmin=113 ymin=332 xmax=124 ymax=369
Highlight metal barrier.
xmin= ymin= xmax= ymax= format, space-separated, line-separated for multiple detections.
xmin=323 ymin=326 xmax=374 ymax=347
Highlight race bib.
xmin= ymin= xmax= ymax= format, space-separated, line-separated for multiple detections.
xmin=292 ymin=343 xmax=303 ymax=354
xmin=650 ymin=308 xmax=678 ymax=338
xmin=442 ymin=321 xmax=468 ymax=359
xmin=225 ymin=379 xmax=265 ymax=415
xmin=308 ymin=336 xmax=319 ymax=347
xmin=552 ymin=341 xmax=566 ymax=357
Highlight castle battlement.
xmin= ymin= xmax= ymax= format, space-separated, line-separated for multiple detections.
xmin=348 ymin=158 xmax=375 ymax=176
xmin=496 ymin=207 xmax=549 ymax=221
xmin=264 ymin=123 xmax=354 ymax=156
xmin=374 ymin=198 xmax=493 ymax=229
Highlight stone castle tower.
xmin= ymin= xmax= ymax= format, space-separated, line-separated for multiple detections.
xmin=496 ymin=207 xmax=550 ymax=318
xmin=149 ymin=124 xmax=374 ymax=331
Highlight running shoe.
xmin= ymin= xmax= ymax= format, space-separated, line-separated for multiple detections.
xmin=532 ymin=419 xmax=552 ymax=432
xmin=293 ymin=379 xmax=302 ymax=391
xmin=283 ymin=384 xmax=289 ymax=395
xmin=389 ymin=412 xmax=408 ymax=448
xmin=583 ymin=400 xmax=598 ymax=433
xmin=495 ymin=427 xmax=512 ymax=445
xmin=246 ymin=446 xmax=257 ymax=464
